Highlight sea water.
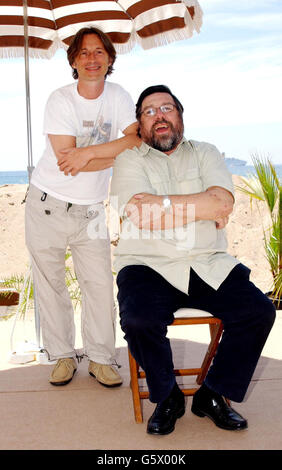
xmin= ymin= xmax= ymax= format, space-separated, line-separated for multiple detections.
xmin=0 ymin=171 xmax=28 ymax=185
xmin=1 ymin=165 xmax=282 ymax=185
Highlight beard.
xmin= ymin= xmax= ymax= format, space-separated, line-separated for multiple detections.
xmin=140 ymin=117 xmax=184 ymax=153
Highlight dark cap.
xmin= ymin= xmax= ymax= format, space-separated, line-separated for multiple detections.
xmin=136 ymin=84 xmax=184 ymax=119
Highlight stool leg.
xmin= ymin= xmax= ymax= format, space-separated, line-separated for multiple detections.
xmin=128 ymin=350 xmax=143 ymax=423
xmin=196 ymin=321 xmax=223 ymax=385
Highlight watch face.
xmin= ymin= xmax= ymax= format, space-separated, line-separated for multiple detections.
xmin=163 ymin=197 xmax=171 ymax=208
xmin=163 ymin=198 xmax=170 ymax=206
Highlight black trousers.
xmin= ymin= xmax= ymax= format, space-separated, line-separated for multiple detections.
xmin=117 ymin=264 xmax=275 ymax=403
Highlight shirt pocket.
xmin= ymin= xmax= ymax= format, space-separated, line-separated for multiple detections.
xmin=147 ymin=170 xmax=171 ymax=195
xmin=175 ymin=167 xmax=203 ymax=194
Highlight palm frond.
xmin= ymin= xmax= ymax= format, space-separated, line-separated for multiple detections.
xmin=237 ymin=176 xmax=265 ymax=201
xmin=272 ymin=269 xmax=282 ymax=307
xmin=1 ymin=255 xmax=82 ymax=319
xmin=262 ymin=211 xmax=280 ymax=274
xmin=1 ymin=274 xmax=25 ymax=291
xmin=264 ymin=236 xmax=279 ymax=275
xmin=269 ymin=160 xmax=281 ymax=189
xmin=239 ymin=152 xmax=282 ymax=304
xmin=251 ymin=153 xmax=279 ymax=214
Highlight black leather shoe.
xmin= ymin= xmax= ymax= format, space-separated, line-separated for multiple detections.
xmin=191 ymin=384 xmax=248 ymax=431
xmin=147 ymin=383 xmax=185 ymax=435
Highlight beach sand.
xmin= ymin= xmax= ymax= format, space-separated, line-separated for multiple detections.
xmin=0 ymin=176 xmax=274 ymax=293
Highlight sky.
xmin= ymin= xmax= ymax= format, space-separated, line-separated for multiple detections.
xmin=0 ymin=0 xmax=282 ymax=171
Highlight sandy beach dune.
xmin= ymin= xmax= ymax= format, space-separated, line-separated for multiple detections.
xmin=0 ymin=176 xmax=274 ymax=293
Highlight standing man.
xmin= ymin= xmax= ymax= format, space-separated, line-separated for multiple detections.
xmin=110 ymin=85 xmax=275 ymax=434
xmin=25 ymin=27 xmax=140 ymax=387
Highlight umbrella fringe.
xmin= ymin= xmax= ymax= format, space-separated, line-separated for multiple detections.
xmin=135 ymin=0 xmax=203 ymax=50
xmin=0 ymin=39 xmax=62 ymax=60
xmin=0 ymin=1 xmax=203 ymax=57
xmin=137 ymin=30 xmax=191 ymax=50
xmin=136 ymin=25 xmax=200 ymax=51
xmin=185 ymin=0 xmax=204 ymax=33
xmin=112 ymin=35 xmax=137 ymax=55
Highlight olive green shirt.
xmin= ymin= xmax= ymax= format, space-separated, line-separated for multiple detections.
xmin=110 ymin=138 xmax=239 ymax=293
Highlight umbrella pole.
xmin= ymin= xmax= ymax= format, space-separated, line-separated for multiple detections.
xmin=23 ymin=0 xmax=41 ymax=349
xmin=23 ymin=0 xmax=34 ymax=183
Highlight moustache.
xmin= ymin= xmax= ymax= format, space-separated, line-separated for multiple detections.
xmin=152 ymin=119 xmax=173 ymax=131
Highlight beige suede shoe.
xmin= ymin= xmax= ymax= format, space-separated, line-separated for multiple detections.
xmin=49 ymin=357 xmax=77 ymax=386
xmin=88 ymin=361 xmax=122 ymax=387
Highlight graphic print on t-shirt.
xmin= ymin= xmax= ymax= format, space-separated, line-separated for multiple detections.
xmin=76 ymin=115 xmax=112 ymax=148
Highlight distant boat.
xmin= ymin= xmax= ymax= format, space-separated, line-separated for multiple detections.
xmin=225 ymin=158 xmax=247 ymax=167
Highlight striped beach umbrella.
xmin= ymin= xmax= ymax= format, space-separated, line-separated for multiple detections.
xmin=0 ymin=0 xmax=203 ymax=175
xmin=1 ymin=1 xmax=203 ymax=350
xmin=0 ymin=0 xmax=203 ymax=58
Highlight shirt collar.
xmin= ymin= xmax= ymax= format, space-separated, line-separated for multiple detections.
xmin=138 ymin=137 xmax=188 ymax=158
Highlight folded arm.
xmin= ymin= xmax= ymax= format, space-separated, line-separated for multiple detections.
xmin=52 ymin=122 xmax=141 ymax=176
xmin=125 ymin=187 xmax=234 ymax=231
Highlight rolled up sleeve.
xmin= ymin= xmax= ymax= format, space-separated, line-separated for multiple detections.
xmin=197 ymin=142 xmax=234 ymax=196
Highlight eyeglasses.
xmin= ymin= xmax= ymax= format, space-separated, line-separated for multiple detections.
xmin=140 ymin=103 xmax=177 ymax=117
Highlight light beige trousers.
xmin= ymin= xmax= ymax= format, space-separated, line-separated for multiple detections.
xmin=25 ymin=184 xmax=116 ymax=364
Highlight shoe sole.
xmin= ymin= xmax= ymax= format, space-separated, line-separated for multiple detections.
xmin=191 ymin=404 xmax=248 ymax=431
xmin=49 ymin=369 xmax=77 ymax=386
xmin=147 ymin=406 xmax=186 ymax=436
xmin=89 ymin=371 xmax=122 ymax=388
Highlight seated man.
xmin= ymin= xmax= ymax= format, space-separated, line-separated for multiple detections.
xmin=110 ymin=85 xmax=275 ymax=435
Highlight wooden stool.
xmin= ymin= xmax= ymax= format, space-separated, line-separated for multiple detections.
xmin=128 ymin=308 xmax=223 ymax=423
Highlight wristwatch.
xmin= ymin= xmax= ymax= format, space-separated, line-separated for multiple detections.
xmin=162 ymin=196 xmax=172 ymax=213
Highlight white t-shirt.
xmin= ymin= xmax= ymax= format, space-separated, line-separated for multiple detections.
xmin=31 ymin=81 xmax=136 ymax=204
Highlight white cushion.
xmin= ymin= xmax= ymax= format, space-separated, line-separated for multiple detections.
xmin=174 ymin=308 xmax=213 ymax=319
